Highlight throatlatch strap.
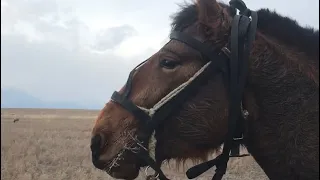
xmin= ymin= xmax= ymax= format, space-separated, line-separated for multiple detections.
xmin=186 ymin=1 xmax=258 ymax=179
xmin=186 ymin=15 xmax=243 ymax=180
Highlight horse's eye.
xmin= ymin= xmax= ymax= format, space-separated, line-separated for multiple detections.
xmin=159 ymin=59 xmax=180 ymax=69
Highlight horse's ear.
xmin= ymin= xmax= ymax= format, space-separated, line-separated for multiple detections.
xmin=196 ymin=0 xmax=222 ymax=27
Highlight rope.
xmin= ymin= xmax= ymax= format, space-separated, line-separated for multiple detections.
xmin=138 ymin=61 xmax=212 ymax=116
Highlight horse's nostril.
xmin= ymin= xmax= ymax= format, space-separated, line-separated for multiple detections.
xmin=90 ymin=134 xmax=102 ymax=152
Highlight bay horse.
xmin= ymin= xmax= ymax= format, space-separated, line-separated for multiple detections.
xmin=90 ymin=0 xmax=319 ymax=179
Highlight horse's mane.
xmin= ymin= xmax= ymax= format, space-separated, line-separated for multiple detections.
xmin=256 ymin=8 xmax=319 ymax=59
xmin=170 ymin=2 xmax=319 ymax=60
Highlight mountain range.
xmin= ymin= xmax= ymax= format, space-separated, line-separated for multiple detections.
xmin=1 ymin=88 xmax=100 ymax=109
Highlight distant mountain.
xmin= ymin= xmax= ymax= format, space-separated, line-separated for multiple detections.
xmin=1 ymin=88 xmax=98 ymax=109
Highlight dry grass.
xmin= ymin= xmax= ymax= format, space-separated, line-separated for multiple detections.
xmin=1 ymin=108 xmax=268 ymax=180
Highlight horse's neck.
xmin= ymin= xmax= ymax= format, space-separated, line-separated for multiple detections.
xmin=242 ymin=33 xmax=319 ymax=180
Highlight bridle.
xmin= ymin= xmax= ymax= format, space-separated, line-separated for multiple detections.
xmin=110 ymin=0 xmax=258 ymax=179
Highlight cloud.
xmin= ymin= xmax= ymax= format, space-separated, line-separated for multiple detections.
xmin=1 ymin=0 xmax=318 ymax=109
xmin=0 ymin=31 xmax=156 ymax=106
xmin=91 ymin=25 xmax=138 ymax=51
xmin=0 ymin=0 xmax=164 ymax=108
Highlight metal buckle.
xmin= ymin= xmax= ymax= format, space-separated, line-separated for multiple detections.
xmin=233 ymin=133 xmax=244 ymax=141
xmin=221 ymin=47 xmax=231 ymax=58
xmin=145 ymin=166 xmax=159 ymax=180
xmin=241 ymin=103 xmax=249 ymax=120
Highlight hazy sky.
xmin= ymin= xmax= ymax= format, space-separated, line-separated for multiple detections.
xmin=1 ymin=0 xmax=319 ymax=107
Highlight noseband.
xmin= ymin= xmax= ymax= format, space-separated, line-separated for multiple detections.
xmin=110 ymin=0 xmax=258 ymax=179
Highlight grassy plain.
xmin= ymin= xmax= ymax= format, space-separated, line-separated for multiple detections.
xmin=1 ymin=108 xmax=268 ymax=180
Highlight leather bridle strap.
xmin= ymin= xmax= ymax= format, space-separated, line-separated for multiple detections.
xmin=111 ymin=91 xmax=151 ymax=125
xmin=170 ymin=32 xmax=228 ymax=72
xmin=185 ymin=14 xmax=248 ymax=179
xmin=185 ymin=3 xmax=258 ymax=180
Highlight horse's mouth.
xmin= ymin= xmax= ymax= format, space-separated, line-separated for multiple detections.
xmin=92 ymin=132 xmax=157 ymax=179
xmin=96 ymin=149 xmax=148 ymax=180
xmin=107 ymin=164 xmax=140 ymax=180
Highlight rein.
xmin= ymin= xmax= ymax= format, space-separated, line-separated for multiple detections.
xmin=110 ymin=0 xmax=258 ymax=179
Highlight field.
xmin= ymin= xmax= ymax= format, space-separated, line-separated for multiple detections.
xmin=1 ymin=108 xmax=268 ymax=180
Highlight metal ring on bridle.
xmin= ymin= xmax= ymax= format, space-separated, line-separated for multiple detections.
xmin=154 ymin=173 xmax=160 ymax=179
xmin=145 ymin=166 xmax=160 ymax=179
xmin=144 ymin=166 xmax=150 ymax=176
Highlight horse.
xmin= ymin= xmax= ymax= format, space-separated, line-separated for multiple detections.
xmin=90 ymin=0 xmax=319 ymax=179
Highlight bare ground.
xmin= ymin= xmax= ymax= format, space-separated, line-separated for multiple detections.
xmin=1 ymin=108 xmax=268 ymax=180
